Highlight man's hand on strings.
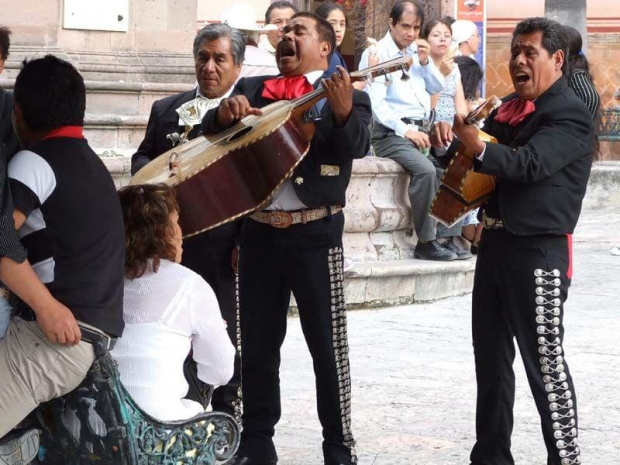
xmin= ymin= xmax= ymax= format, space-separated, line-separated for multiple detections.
xmin=322 ymin=66 xmax=353 ymax=126
xmin=218 ymin=96 xmax=263 ymax=127
xmin=452 ymin=114 xmax=486 ymax=155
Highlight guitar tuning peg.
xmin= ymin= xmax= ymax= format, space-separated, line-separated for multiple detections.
xmin=400 ymin=69 xmax=410 ymax=81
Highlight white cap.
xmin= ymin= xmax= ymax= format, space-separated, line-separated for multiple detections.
xmin=220 ymin=1 xmax=278 ymax=32
xmin=451 ymin=20 xmax=477 ymax=45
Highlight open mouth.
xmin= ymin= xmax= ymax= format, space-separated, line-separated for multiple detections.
xmin=514 ymin=72 xmax=531 ymax=85
xmin=279 ymin=43 xmax=296 ymax=58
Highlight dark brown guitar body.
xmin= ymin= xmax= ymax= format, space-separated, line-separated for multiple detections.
xmin=430 ymin=97 xmax=500 ymax=227
xmin=129 ymin=57 xmax=413 ymax=237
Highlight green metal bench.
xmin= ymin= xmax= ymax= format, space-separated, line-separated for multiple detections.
xmin=598 ymin=107 xmax=620 ymax=141
xmin=29 ymin=340 xmax=240 ymax=464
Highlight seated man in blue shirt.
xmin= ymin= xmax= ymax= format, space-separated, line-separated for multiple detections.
xmin=359 ymin=0 xmax=463 ymax=261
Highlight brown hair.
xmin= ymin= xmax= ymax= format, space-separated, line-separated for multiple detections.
xmin=118 ymin=184 xmax=180 ymax=279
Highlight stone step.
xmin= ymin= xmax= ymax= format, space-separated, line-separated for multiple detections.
xmin=3 ymin=47 xmax=196 ymax=84
xmin=0 ymin=78 xmax=193 ymax=117
xmin=343 ymin=258 xmax=476 ymax=308
xmin=84 ymin=114 xmax=148 ymax=156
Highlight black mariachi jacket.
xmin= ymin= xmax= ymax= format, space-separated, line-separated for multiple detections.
xmin=202 ymin=75 xmax=372 ymax=209
xmin=477 ymin=77 xmax=595 ymax=236
xmin=130 ymin=88 xmax=240 ymax=243
xmin=130 ymin=89 xmax=197 ymax=176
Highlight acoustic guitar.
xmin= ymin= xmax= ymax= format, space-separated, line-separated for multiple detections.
xmin=130 ymin=56 xmax=413 ymax=237
xmin=429 ymin=96 xmax=502 ymax=228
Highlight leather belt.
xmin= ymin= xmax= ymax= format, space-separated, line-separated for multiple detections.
xmin=78 ymin=323 xmax=117 ymax=351
xmin=401 ymin=117 xmax=428 ymax=126
xmin=251 ymin=206 xmax=342 ymax=229
xmin=15 ymin=303 xmax=116 ymax=350
xmin=482 ymin=212 xmax=504 ymax=229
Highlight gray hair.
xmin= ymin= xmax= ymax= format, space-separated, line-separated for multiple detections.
xmin=193 ymin=23 xmax=246 ymax=66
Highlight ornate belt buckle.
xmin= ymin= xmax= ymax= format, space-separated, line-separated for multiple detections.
xmin=268 ymin=211 xmax=293 ymax=228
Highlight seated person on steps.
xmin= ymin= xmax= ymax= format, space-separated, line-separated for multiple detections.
xmin=113 ymin=184 xmax=235 ymax=421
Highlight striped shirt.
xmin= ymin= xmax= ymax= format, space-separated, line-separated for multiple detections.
xmin=568 ymin=69 xmax=600 ymax=118
xmin=8 ymin=135 xmax=125 ymax=336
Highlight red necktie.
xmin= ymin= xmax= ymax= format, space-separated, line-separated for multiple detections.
xmin=495 ymin=98 xmax=536 ymax=127
xmin=262 ymin=75 xmax=314 ymax=101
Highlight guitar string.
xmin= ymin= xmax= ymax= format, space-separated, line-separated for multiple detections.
xmin=166 ymin=57 xmax=411 ymax=163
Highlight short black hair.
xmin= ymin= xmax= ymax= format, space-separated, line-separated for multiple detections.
xmin=0 ymin=26 xmax=10 ymax=61
xmin=420 ymin=17 xmax=453 ymax=40
xmin=390 ymin=0 xmax=424 ymax=27
xmin=265 ymin=1 xmax=298 ymax=24
xmin=512 ymin=17 xmax=568 ymax=73
xmin=193 ymin=23 xmax=245 ymax=66
xmin=316 ymin=2 xmax=348 ymax=27
xmin=455 ymin=56 xmax=483 ymax=100
xmin=290 ymin=12 xmax=336 ymax=62
xmin=14 ymin=55 xmax=86 ymax=131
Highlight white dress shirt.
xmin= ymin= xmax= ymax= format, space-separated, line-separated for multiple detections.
xmin=112 ymin=260 xmax=235 ymax=421
xmin=265 ymin=70 xmax=324 ymax=211
xmin=359 ymin=31 xmax=444 ymax=138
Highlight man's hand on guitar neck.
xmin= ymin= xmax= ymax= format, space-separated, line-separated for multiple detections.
xmin=321 ymin=66 xmax=354 ymax=127
xmin=452 ymin=114 xmax=486 ymax=156
xmin=217 ymin=95 xmax=263 ymax=127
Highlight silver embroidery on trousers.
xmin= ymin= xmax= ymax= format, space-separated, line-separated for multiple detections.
xmin=234 ymin=270 xmax=243 ymax=426
xmin=534 ymin=268 xmax=580 ymax=465
xmin=328 ymin=247 xmax=357 ymax=463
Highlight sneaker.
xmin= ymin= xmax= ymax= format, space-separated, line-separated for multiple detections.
xmin=0 ymin=428 xmax=40 ymax=465
xmin=441 ymin=237 xmax=473 ymax=260
xmin=414 ymin=240 xmax=457 ymax=261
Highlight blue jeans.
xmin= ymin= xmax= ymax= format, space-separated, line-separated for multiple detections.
xmin=0 ymin=297 xmax=12 ymax=340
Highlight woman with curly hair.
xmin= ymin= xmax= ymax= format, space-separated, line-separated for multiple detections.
xmin=112 ymin=184 xmax=234 ymax=421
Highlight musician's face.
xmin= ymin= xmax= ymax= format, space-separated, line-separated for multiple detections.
xmin=510 ymin=31 xmax=564 ymax=100
xmin=194 ymin=37 xmax=241 ymax=99
xmin=277 ymin=17 xmax=331 ymax=76
xmin=267 ymin=7 xmax=296 ymax=48
xmin=389 ymin=8 xmax=421 ymax=50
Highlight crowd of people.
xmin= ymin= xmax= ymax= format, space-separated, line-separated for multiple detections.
xmin=0 ymin=1 xmax=601 ymax=465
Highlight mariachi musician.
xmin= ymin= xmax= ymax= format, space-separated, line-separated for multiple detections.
xmin=434 ymin=17 xmax=593 ymax=465
xmin=202 ymin=12 xmax=371 ymax=465
xmin=131 ymin=24 xmax=245 ymax=417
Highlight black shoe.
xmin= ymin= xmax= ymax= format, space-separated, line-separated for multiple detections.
xmin=0 ymin=428 xmax=40 ymax=465
xmin=441 ymin=237 xmax=473 ymax=260
xmin=226 ymin=456 xmax=277 ymax=465
xmin=414 ymin=240 xmax=457 ymax=261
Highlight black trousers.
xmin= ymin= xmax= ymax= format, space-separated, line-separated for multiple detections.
xmin=181 ymin=222 xmax=241 ymax=417
xmin=470 ymin=229 xmax=580 ymax=465
xmin=237 ymin=213 xmax=356 ymax=465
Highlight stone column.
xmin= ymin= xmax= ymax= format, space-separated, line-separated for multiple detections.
xmin=545 ymin=0 xmax=588 ymax=49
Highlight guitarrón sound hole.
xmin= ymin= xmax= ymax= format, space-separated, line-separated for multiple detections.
xmin=227 ymin=126 xmax=253 ymax=142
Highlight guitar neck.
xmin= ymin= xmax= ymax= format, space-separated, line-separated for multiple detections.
xmin=291 ymin=55 xmax=414 ymax=110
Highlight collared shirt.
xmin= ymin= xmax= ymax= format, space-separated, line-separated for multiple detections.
xmin=258 ymin=34 xmax=277 ymax=56
xmin=359 ymin=31 xmax=444 ymax=137
xmin=265 ymin=70 xmax=324 ymax=211
xmin=177 ymin=87 xmax=234 ymax=126
xmin=239 ymin=45 xmax=279 ymax=79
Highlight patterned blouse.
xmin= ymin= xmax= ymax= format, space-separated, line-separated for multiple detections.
xmin=435 ymin=66 xmax=461 ymax=123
